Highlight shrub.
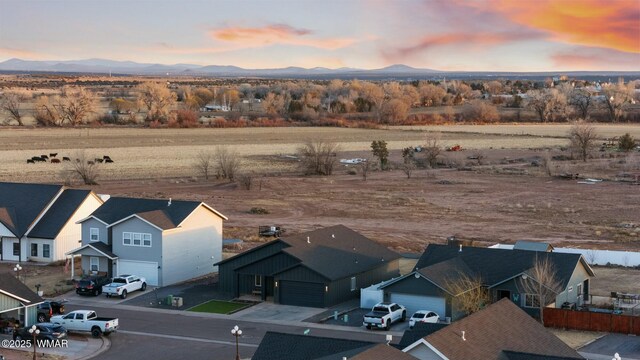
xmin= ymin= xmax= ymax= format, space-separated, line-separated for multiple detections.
xmin=618 ymin=133 xmax=636 ymax=152
xmin=249 ymin=207 xmax=269 ymax=214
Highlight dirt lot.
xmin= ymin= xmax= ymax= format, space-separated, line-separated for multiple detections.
xmin=589 ymin=266 xmax=640 ymax=296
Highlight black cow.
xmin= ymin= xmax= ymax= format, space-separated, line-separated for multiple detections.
xmin=62 ymin=157 xmax=71 ymax=161
xmin=95 ymin=158 xmax=103 ymax=163
xmin=40 ymin=155 xmax=48 ymax=160
xmin=49 ymin=153 xmax=58 ymax=158
xmin=87 ymin=160 xmax=95 ymax=165
xmin=27 ymin=159 xmax=35 ymax=164
xmin=103 ymin=155 xmax=112 ymax=161
xmin=104 ymin=158 xmax=114 ymax=163
xmin=51 ymin=158 xmax=61 ymax=164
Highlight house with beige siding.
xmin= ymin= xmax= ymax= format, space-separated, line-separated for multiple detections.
xmin=67 ymin=197 xmax=226 ymax=286
xmin=0 ymin=182 xmax=103 ymax=263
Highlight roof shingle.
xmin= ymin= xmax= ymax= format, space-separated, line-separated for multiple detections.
xmin=88 ymin=197 xmax=201 ymax=229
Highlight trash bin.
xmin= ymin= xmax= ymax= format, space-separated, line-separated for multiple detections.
xmin=167 ymin=295 xmax=174 ymax=305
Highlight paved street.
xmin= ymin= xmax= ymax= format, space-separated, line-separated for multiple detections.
xmin=63 ymin=303 xmax=399 ymax=360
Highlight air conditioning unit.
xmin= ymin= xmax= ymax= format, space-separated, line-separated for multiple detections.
xmin=172 ymin=297 xmax=183 ymax=307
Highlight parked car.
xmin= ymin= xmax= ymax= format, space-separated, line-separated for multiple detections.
xmin=76 ymin=275 xmax=110 ymax=296
xmin=409 ymin=310 xmax=440 ymax=329
xmin=13 ymin=323 xmax=68 ymax=342
xmin=259 ymin=226 xmax=284 ymax=237
xmin=50 ymin=310 xmax=118 ymax=337
xmin=102 ymin=275 xmax=146 ymax=299
xmin=363 ymin=302 xmax=406 ymax=330
xmin=37 ymin=300 xmax=66 ymax=323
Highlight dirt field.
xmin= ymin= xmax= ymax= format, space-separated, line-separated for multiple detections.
xmin=589 ymin=266 xmax=640 ymax=296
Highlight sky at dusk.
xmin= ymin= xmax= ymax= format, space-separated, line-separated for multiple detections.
xmin=1 ymin=0 xmax=639 ymax=71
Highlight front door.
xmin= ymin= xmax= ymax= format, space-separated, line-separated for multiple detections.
xmin=497 ymin=290 xmax=511 ymax=300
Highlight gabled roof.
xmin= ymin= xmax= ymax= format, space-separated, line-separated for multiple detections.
xmin=66 ymin=242 xmax=118 ymax=259
xmin=501 ymin=351 xmax=584 ymax=360
xmin=251 ymin=331 xmax=376 ymax=360
xmin=415 ymin=244 xmax=593 ymax=290
xmin=413 ymin=298 xmax=583 ymax=360
xmin=417 ymin=257 xmax=476 ymax=295
xmin=86 ymin=197 xmax=225 ymax=230
xmin=398 ymin=322 xmax=449 ymax=349
xmin=0 ymin=182 xmax=63 ymax=238
xmin=0 ymin=273 xmax=44 ymax=304
xmin=513 ymin=240 xmax=554 ymax=252
xmin=29 ymin=189 xmax=95 ymax=239
xmin=279 ymin=225 xmax=400 ymax=281
xmin=348 ymin=343 xmax=416 ymax=360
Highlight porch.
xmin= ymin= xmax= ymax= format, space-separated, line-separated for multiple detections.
xmin=65 ymin=243 xmax=118 ymax=280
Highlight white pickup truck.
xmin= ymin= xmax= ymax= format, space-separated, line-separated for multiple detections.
xmin=102 ymin=275 xmax=147 ymax=299
xmin=363 ymin=302 xmax=406 ymax=330
xmin=50 ymin=310 xmax=118 ymax=337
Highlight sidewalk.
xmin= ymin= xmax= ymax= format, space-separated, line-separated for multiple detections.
xmin=0 ymin=333 xmax=109 ymax=360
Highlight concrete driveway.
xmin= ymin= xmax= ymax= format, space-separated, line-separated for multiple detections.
xmin=229 ymin=302 xmax=325 ymax=322
xmin=55 ymin=286 xmax=156 ymax=307
xmin=579 ymin=334 xmax=640 ymax=360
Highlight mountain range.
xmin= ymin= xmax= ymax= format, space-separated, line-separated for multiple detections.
xmin=0 ymin=58 xmax=440 ymax=77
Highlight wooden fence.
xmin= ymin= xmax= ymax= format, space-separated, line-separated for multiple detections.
xmin=544 ymin=308 xmax=640 ymax=335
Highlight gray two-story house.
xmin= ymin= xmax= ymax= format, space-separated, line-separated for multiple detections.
xmin=67 ymin=197 xmax=226 ymax=286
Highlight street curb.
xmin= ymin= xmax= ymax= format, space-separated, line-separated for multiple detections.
xmin=76 ymin=336 xmax=110 ymax=360
xmin=575 ymin=333 xmax=609 ymax=351
xmin=316 ymin=306 xmax=360 ymax=323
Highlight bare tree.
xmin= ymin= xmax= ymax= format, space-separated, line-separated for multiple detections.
xmin=56 ymin=87 xmax=98 ymax=125
xmin=526 ymin=89 xmax=570 ymax=123
xmin=66 ymin=151 xmax=100 ymax=185
xmin=569 ymin=88 xmax=593 ymax=119
xmin=446 ymin=272 xmax=490 ymax=316
xmin=137 ymin=82 xmax=177 ymax=122
xmin=297 ymin=141 xmax=340 ymax=176
xmin=569 ymin=121 xmax=598 ymax=162
xmin=357 ymin=158 xmax=372 ymax=181
xmin=400 ymin=161 xmax=416 ymax=179
xmin=0 ymin=90 xmax=28 ymax=125
xmin=262 ymin=92 xmax=286 ymax=116
xmin=214 ymin=146 xmax=242 ymax=181
xmin=462 ymin=100 xmax=499 ymax=123
xmin=236 ymin=172 xmax=254 ymax=190
xmin=380 ymin=99 xmax=409 ymax=124
xmin=423 ymin=132 xmax=442 ymax=168
xmin=518 ymin=256 xmax=563 ymax=325
xmin=34 ymin=96 xmax=62 ymax=126
xmin=601 ymin=80 xmax=636 ymax=123
xmin=194 ymin=151 xmax=213 ymax=180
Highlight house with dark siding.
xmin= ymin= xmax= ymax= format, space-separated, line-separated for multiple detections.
xmin=217 ymin=225 xmax=400 ymax=308
xmin=381 ymin=244 xmax=594 ymax=321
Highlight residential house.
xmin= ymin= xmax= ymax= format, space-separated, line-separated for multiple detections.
xmin=252 ymin=332 xmax=413 ymax=360
xmin=67 ymin=197 xmax=226 ymax=286
xmin=0 ymin=274 xmax=43 ymax=328
xmin=380 ymin=244 xmax=594 ymax=320
xmin=0 ymin=182 xmax=103 ymax=263
xmin=402 ymin=298 xmax=584 ymax=359
xmin=217 ymin=225 xmax=400 ymax=308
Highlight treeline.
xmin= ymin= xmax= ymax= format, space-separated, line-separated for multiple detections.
xmin=0 ymin=77 xmax=638 ymax=127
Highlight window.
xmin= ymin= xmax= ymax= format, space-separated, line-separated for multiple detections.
xmin=123 ymin=232 xmax=151 ymax=247
xmin=90 ymin=228 xmax=99 ymax=242
xmin=90 ymin=257 xmax=99 ymax=271
xmin=525 ymin=294 xmax=540 ymax=308
xmin=350 ymin=277 xmax=357 ymax=291
xmin=43 ymin=244 xmax=50 ymax=258
xmin=13 ymin=242 xmax=20 ymax=256
xmin=31 ymin=244 xmax=38 ymax=257
xmin=577 ymin=283 xmax=583 ymax=297
xmin=123 ymin=232 xmax=132 ymax=245
xmin=254 ymin=275 xmax=262 ymax=287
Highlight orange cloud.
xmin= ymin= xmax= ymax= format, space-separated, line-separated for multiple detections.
xmin=551 ymin=47 xmax=640 ymax=70
xmin=209 ymin=24 xmax=355 ymax=50
xmin=490 ymin=0 xmax=639 ymax=53
xmin=0 ymin=47 xmax=45 ymax=60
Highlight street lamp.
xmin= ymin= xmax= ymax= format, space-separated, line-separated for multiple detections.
xmin=28 ymin=325 xmax=40 ymax=360
xmin=231 ymin=325 xmax=242 ymax=360
xmin=13 ymin=264 xmax=23 ymax=282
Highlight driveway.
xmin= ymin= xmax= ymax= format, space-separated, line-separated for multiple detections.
xmin=579 ymin=334 xmax=640 ymax=360
xmin=55 ymin=286 xmax=155 ymax=306
xmin=230 ymin=302 xmax=325 ymax=322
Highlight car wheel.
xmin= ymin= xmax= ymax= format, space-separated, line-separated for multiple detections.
xmin=106 ymin=294 xmax=111 ymax=298
xmin=38 ymin=314 xmax=46 ymax=323
xmin=91 ymin=328 xmax=102 ymax=338
xmin=410 ymin=326 xmax=414 ymax=329
xmin=120 ymin=290 xmax=127 ymax=299
xmin=366 ymin=325 xmax=371 ymax=330
xmin=385 ymin=322 xmax=390 ymax=331
xmin=103 ymin=332 xmax=111 ymax=337
xmin=401 ymin=311 xmax=406 ymax=322
xmin=93 ymin=289 xmax=99 ymax=296
xmin=141 ymin=283 xmax=147 ymax=291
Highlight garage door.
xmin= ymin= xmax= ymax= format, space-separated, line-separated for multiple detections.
xmin=390 ymin=293 xmax=446 ymax=318
xmin=118 ymin=260 xmax=159 ymax=286
xmin=279 ymin=281 xmax=324 ymax=308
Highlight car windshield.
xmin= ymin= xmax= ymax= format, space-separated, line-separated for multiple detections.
xmin=373 ymin=306 xmax=388 ymax=312
xmin=113 ymin=278 xmax=126 ymax=284
xmin=412 ymin=313 xmax=425 ymax=319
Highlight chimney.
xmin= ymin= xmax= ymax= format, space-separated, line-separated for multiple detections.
xmin=307 ymin=236 xmax=310 ymax=244
xmin=168 ymin=198 xmax=172 ymax=206
xmin=461 ymin=331 xmax=466 ymax=341
xmin=459 ymin=244 xmax=462 ymax=252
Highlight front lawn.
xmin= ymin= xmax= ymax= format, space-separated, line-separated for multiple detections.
xmin=188 ymin=300 xmax=249 ymax=314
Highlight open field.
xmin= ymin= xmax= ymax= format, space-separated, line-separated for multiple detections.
xmin=394 ymin=124 xmax=640 ymax=139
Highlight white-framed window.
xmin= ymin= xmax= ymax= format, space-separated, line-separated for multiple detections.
xmin=577 ymin=283 xmax=583 ymax=297
xmin=254 ymin=275 xmax=262 ymax=287
xmin=524 ymin=294 xmax=540 ymax=308
xmin=43 ymin=244 xmax=50 ymax=258
xmin=123 ymin=232 xmax=152 ymax=247
xmin=90 ymin=228 xmax=99 ymax=242
xmin=350 ymin=277 xmax=357 ymax=291
xmin=90 ymin=256 xmax=99 ymax=271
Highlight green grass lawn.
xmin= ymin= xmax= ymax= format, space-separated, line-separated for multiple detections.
xmin=188 ymin=300 xmax=249 ymax=314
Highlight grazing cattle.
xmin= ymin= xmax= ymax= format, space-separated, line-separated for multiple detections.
xmin=87 ymin=160 xmax=95 ymax=165
xmin=103 ymin=155 xmax=112 ymax=161
xmin=62 ymin=157 xmax=71 ymax=161
xmin=27 ymin=159 xmax=35 ymax=164
xmin=104 ymin=158 xmax=114 ymax=163
xmin=51 ymin=158 xmax=61 ymax=164
xmin=31 ymin=156 xmax=40 ymax=160
xmin=40 ymin=155 xmax=48 ymax=160
xmin=49 ymin=153 xmax=58 ymax=158
xmin=95 ymin=158 xmax=104 ymax=163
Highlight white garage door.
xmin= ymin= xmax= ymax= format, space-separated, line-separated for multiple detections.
xmin=118 ymin=260 xmax=158 ymax=286
xmin=390 ymin=293 xmax=446 ymax=319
